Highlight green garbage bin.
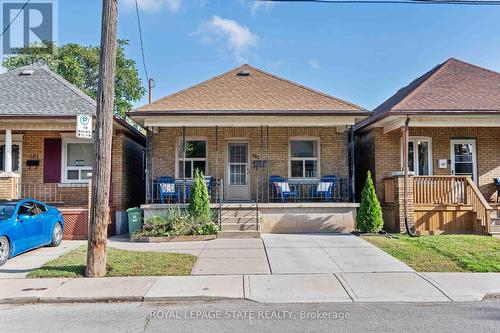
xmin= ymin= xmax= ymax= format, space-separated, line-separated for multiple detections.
xmin=126 ymin=207 xmax=142 ymax=237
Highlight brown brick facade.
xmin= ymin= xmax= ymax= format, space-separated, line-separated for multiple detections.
xmin=356 ymin=127 xmax=500 ymax=203
xmin=149 ymin=126 xmax=349 ymax=200
xmin=10 ymin=130 xmax=144 ymax=212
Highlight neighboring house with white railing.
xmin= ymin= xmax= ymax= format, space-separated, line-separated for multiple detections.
xmin=0 ymin=65 xmax=146 ymax=239
xmin=354 ymin=58 xmax=500 ymax=236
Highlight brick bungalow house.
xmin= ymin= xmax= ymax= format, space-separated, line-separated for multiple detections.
xmin=128 ymin=64 xmax=370 ymax=236
xmin=355 ymin=58 xmax=500 ymax=236
xmin=0 ymin=65 xmax=146 ymax=239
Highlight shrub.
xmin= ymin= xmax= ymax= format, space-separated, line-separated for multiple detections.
xmin=357 ymin=171 xmax=384 ymax=233
xmin=189 ymin=169 xmax=211 ymax=223
xmin=194 ymin=222 xmax=219 ymax=235
xmin=141 ymin=215 xmax=169 ymax=237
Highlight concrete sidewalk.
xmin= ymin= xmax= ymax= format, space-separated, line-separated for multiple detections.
xmin=1 ymin=272 xmax=499 ymax=304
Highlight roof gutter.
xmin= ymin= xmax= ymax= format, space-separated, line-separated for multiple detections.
xmin=354 ymin=109 xmax=500 ymax=132
xmin=127 ymin=110 xmax=372 ymax=117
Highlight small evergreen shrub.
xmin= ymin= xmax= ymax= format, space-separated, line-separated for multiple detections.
xmin=357 ymin=171 xmax=384 ymax=233
xmin=189 ymin=169 xmax=211 ymax=223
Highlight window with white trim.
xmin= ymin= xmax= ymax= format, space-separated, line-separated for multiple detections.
xmin=402 ymin=137 xmax=432 ymax=176
xmin=289 ymin=139 xmax=319 ymax=178
xmin=63 ymin=141 xmax=93 ymax=183
xmin=177 ymin=140 xmax=207 ymax=178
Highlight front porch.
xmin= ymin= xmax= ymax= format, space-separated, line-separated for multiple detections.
xmin=371 ymin=123 xmax=500 ymax=236
xmin=142 ymin=125 xmax=358 ymax=235
xmin=145 ymin=126 xmax=353 ymax=204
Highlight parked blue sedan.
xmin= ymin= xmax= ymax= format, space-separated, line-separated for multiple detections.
xmin=0 ymin=199 xmax=64 ymax=266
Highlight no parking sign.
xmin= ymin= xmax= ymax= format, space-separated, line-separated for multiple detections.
xmin=76 ymin=114 xmax=92 ymax=139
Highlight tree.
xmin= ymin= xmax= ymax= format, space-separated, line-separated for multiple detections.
xmin=189 ymin=170 xmax=211 ymax=222
xmin=3 ymin=40 xmax=145 ymax=116
xmin=357 ymin=171 xmax=384 ymax=233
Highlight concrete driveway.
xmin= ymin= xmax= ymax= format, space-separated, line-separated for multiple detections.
xmin=110 ymin=233 xmax=411 ymax=275
xmin=0 ymin=240 xmax=84 ymax=279
xmin=262 ymin=234 xmax=412 ymax=274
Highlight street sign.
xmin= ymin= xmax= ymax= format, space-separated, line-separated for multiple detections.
xmin=76 ymin=114 xmax=92 ymax=139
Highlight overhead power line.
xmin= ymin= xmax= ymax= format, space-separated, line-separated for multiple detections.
xmin=0 ymin=0 xmax=31 ymax=38
xmin=258 ymin=0 xmax=500 ymax=5
xmin=134 ymin=0 xmax=149 ymax=82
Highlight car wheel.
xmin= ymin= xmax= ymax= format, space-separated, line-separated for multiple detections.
xmin=50 ymin=223 xmax=63 ymax=247
xmin=0 ymin=236 xmax=9 ymax=266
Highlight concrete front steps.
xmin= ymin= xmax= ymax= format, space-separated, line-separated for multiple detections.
xmin=217 ymin=203 xmax=261 ymax=238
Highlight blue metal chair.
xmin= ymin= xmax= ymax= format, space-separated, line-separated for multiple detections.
xmin=269 ymin=176 xmax=297 ymax=203
xmin=494 ymin=178 xmax=500 ymax=203
xmin=158 ymin=176 xmax=180 ymax=203
xmin=314 ymin=175 xmax=338 ymax=201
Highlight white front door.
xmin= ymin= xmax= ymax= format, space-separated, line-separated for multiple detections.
xmin=226 ymin=142 xmax=250 ymax=201
xmin=451 ymin=139 xmax=477 ymax=182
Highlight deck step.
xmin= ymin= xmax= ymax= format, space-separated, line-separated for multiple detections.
xmin=217 ymin=230 xmax=261 ymax=239
xmin=220 ymin=223 xmax=258 ymax=231
xmin=490 ymin=225 xmax=500 ymax=232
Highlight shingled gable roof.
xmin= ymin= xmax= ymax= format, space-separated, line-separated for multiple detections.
xmin=374 ymin=58 xmax=500 ymax=115
xmin=0 ymin=65 xmax=144 ymax=140
xmin=0 ymin=64 xmax=96 ymax=116
xmin=133 ymin=64 xmax=367 ymax=115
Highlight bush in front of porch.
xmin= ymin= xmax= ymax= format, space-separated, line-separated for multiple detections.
xmin=189 ymin=169 xmax=211 ymax=223
xmin=357 ymin=171 xmax=384 ymax=233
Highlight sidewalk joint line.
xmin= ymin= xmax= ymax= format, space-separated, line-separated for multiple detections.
xmin=334 ymin=273 xmax=358 ymax=301
xmin=261 ymin=237 xmax=273 ymax=274
xmin=416 ymin=272 xmax=454 ymax=302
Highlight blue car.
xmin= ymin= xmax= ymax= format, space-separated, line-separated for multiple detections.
xmin=0 ymin=199 xmax=64 ymax=266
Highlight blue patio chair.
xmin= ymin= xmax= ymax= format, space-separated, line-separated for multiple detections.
xmin=494 ymin=178 xmax=500 ymax=203
xmin=271 ymin=178 xmax=297 ymax=203
xmin=158 ymin=176 xmax=180 ymax=203
xmin=269 ymin=176 xmax=285 ymax=200
xmin=314 ymin=175 xmax=338 ymax=201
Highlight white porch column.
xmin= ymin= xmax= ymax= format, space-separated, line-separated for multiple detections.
xmin=4 ymin=129 xmax=12 ymax=173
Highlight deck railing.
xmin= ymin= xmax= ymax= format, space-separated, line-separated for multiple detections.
xmin=464 ymin=177 xmax=492 ymax=233
xmin=413 ymin=176 xmax=467 ymax=205
xmin=412 ymin=176 xmax=492 ymax=232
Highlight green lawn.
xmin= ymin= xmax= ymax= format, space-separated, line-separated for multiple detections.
xmin=27 ymin=246 xmax=197 ymax=278
xmin=362 ymin=234 xmax=500 ymax=272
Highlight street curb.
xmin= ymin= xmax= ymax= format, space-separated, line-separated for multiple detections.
xmin=0 ymin=296 xmax=243 ymax=305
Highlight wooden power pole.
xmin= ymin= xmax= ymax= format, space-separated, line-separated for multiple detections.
xmin=86 ymin=0 xmax=118 ymax=277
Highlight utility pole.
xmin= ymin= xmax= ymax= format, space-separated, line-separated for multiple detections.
xmin=86 ymin=0 xmax=118 ymax=277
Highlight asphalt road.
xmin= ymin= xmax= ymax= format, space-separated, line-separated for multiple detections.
xmin=1 ymin=300 xmax=500 ymax=333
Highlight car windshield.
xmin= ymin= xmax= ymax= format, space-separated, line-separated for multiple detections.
xmin=0 ymin=204 xmax=16 ymax=220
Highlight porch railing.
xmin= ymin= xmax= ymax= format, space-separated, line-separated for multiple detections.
xmin=413 ymin=176 xmax=492 ymax=232
xmin=150 ymin=179 xmax=223 ymax=204
xmin=20 ymin=183 xmax=88 ymax=206
xmin=266 ymin=178 xmax=350 ymax=203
